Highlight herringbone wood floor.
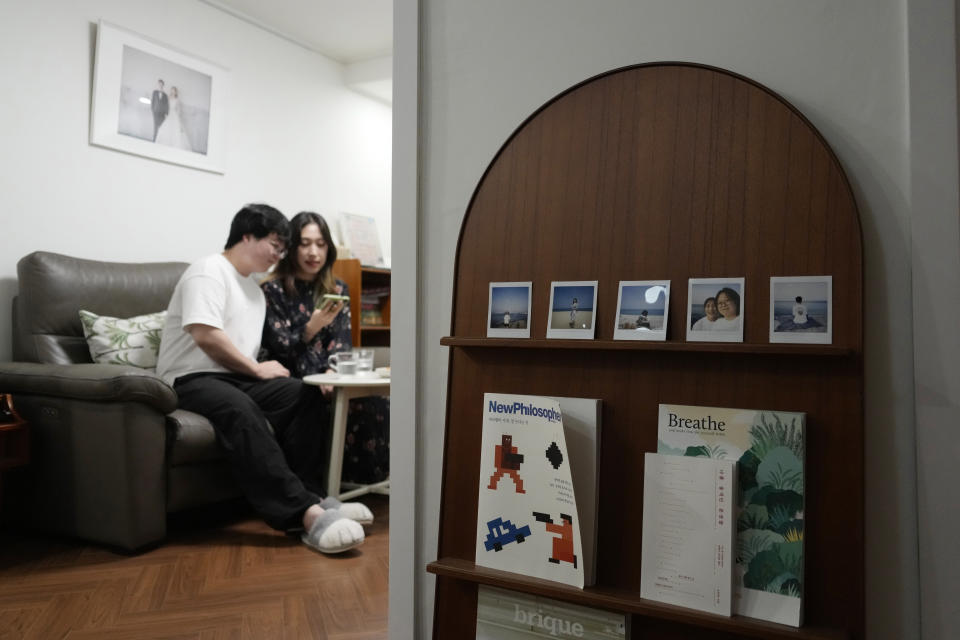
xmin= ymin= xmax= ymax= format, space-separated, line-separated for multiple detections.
xmin=0 ymin=495 xmax=389 ymax=639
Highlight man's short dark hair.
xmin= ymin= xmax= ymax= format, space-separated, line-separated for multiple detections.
xmin=224 ymin=204 xmax=289 ymax=249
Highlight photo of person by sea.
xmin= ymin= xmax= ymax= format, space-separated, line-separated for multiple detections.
xmin=769 ymin=276 xmax=832 ymax=344
xmin=487 ymin=282 xmax=532 ymax=338
xmin=547 ymin=281 xmax=598 ymax=339
xmin=686 ymin=277 xmax=745 ymax=343
xmin=614 ymin=280 xmax=670 ymax=341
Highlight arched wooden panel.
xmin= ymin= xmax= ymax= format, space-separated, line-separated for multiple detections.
xmin=430 ymin=63 xmax=863 ymax=640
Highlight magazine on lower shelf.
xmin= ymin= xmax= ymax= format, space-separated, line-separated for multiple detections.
xmin=475 ymin=393 xmax=600 ymax=588
xmin=476 ymin=585 xmax=627 ymax=639
xmin=657 ymin=404 xmax=806 ymax=627
xmin=640 ymin=452 xmax=736 ymax=615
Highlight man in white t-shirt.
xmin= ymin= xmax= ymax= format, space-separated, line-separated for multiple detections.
xmin=157 ymin=204 xmax=371 ymax=554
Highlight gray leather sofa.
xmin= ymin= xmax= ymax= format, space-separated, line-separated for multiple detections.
xmin=0 ymin=251 xmax=241 ymax=551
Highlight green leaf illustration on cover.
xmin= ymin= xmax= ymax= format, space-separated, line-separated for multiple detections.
xmin=658 ymin=404 xmax=806 ymax=627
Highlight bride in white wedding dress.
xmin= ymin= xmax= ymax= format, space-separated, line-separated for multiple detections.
xmin=154 ymin=86 xmax=193 ymax=151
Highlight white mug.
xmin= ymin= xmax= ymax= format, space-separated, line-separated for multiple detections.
xmin=328 ymin=351 xmax=357 ymax=375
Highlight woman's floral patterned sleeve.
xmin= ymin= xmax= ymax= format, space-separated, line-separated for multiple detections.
xmin=261 ymin=280 xmax=308 ymax=365
xmin=319 ymin=280 xmax=353 ymax=355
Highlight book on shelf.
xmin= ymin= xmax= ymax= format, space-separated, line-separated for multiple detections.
xmin=640 ymin=452 xmax=736 ymax=616
xmin=476 ymin=585 xmax=627 ymax=640
xmin=548 ymin=396 xmax=602 ymax=586
xmin=657 ymin=404 xmax=806 ymax=627
xmin=475 ymin=393 xmax=601 ymax=588
xmin=361 ymin=285 xmax=391 ymax=298
xmin=360 ymin=305 xmax=384 ymax=325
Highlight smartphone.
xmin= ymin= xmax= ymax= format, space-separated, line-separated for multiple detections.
xmin=320 ymin=293 xmax=349 ymax=311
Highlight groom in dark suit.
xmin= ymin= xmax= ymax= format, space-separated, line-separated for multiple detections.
xmin=151 ymin=79 xmax=169 ymax=141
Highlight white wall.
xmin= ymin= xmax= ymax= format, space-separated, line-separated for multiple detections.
xmin=408 ymin=1 xmax=939 ymax=638
xmin=0 ymin=0 xmax=392 ymax=361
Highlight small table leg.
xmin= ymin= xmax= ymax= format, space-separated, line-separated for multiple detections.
xmin=325 ymin=387 xmax=353 ymax=499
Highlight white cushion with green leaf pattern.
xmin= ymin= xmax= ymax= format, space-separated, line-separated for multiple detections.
xmin=79 ymin=309 xmax=167 ymax=368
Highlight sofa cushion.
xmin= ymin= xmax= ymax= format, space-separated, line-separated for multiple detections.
xmin=79 ymin=309 xmax=167 ymax=368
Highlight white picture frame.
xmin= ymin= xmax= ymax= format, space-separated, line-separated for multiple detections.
xmin=613 ymin=280 xmax=670 ymax=341
xmin=487 ymin=282 xmax=532 ymax=338
xmin=90 ymin=21 xmax=229 ymax=174
xmin=339 ymin=212 xmax=386 ymax=268
xmin=546 ymin=281 xmax=598 ymax=340
xmin=769 ymin=276 xmax=833 ymax=344
xmin=686 ymin=277 xmax=745 ymax=343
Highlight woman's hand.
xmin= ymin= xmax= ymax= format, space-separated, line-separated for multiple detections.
xmin=303 ymin=299 xmax=344 ymax=342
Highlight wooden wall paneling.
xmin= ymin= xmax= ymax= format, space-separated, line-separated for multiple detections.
xmin=431 ymin=63 xmax=864 ymax=640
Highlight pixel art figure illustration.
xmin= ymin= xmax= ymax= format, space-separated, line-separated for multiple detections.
xmin=487 ymin=434 xmax=525 ymax=493
xmin=534 ymin=512 xmax=577 ymax=568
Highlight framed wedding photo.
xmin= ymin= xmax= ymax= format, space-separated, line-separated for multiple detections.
xmin=613 ymin=280 xmax=670 ymax=341
xmin=546 ymin=280 xmax=598 ymax=339
xmin=769 ymin=276 xmax=833 ymax=344
xmin=90 ymin=21 xmax=229 ymax=173
xmin=686 ymin=277 xmax=745 ymax=343
xmin=487 ymin=282 xmax=532 ymax=338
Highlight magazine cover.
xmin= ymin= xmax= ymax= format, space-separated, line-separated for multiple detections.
xmin=657 ymin=404 xmax=806 ymax=627
xmin=476 ymin=585 xmax=627 ymax=639
xmin=640 ymin=453 xmax=736 ymax=616
xmin=547 ymin=396 xmax=602 ymax=586
xmin=476 ymin=393 xmax=586 ymax=588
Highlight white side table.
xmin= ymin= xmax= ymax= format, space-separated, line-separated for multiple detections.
xmin=302 ymin=372 xmax=390 ymax=501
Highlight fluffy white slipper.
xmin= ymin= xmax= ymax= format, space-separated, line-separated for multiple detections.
xmin=320 ymin=497 xmax=374 ymax=525
xmin=302 ymin=509 xmax=364 ymax=554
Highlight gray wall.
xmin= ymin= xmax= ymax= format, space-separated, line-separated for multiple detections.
xmin=908 ymin=0 xmax=960 ymax=637
xmin=397 ymin=0 xmax=959 ymax=638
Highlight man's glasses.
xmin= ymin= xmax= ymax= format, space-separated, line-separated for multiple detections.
xmin=267 ymin=240 xmax=287 ymax=259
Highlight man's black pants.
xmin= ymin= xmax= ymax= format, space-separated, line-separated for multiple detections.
xmin=174 ymin=372 xmax=330 ymax=530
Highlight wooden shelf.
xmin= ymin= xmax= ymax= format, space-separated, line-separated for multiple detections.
xmin=428 ymin=559 xmax=849 ymax=640
xmin=440 ymin=336 xmax=856 ymax=356
xmin=332 ymin=259 xmax=391 ymax=347
xmin=360 ymin=266 xmax=391 ymax=276
xmin=430 ymin=63 xmax=864 ymax=640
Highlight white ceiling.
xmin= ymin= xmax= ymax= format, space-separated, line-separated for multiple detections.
xmin=200 ymin=0 xmax=393 ymax=103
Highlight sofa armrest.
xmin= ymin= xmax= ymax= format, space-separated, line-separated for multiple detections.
xmin=0 ymin=362 xmax=177 ymax=414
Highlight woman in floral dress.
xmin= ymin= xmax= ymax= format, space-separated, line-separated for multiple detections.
xmin=260 ymin=212 xmax=389 ymax=486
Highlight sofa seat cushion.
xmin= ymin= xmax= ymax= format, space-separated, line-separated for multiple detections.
xmin=166 ymin=409 xmax=225 ymax=466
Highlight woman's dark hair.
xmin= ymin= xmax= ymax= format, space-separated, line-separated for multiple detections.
xmin=268 ymin=211 xmax=338 ymax=301
xmin=716 ymin=287 xmax=741 ymax=316
xmin=795 ymin=296 xmax=803 ymax=303
xmin=224 ymin=203 xmax=289 ymax=249
xmin=703 ymin=296 xmax=717 ymax=309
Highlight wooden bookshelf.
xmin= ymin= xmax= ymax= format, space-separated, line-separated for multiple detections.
xmin=429 ymin=63 xmax=863 ymax=639
xmin=332 ymin=258 xmax=391 ymax=347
